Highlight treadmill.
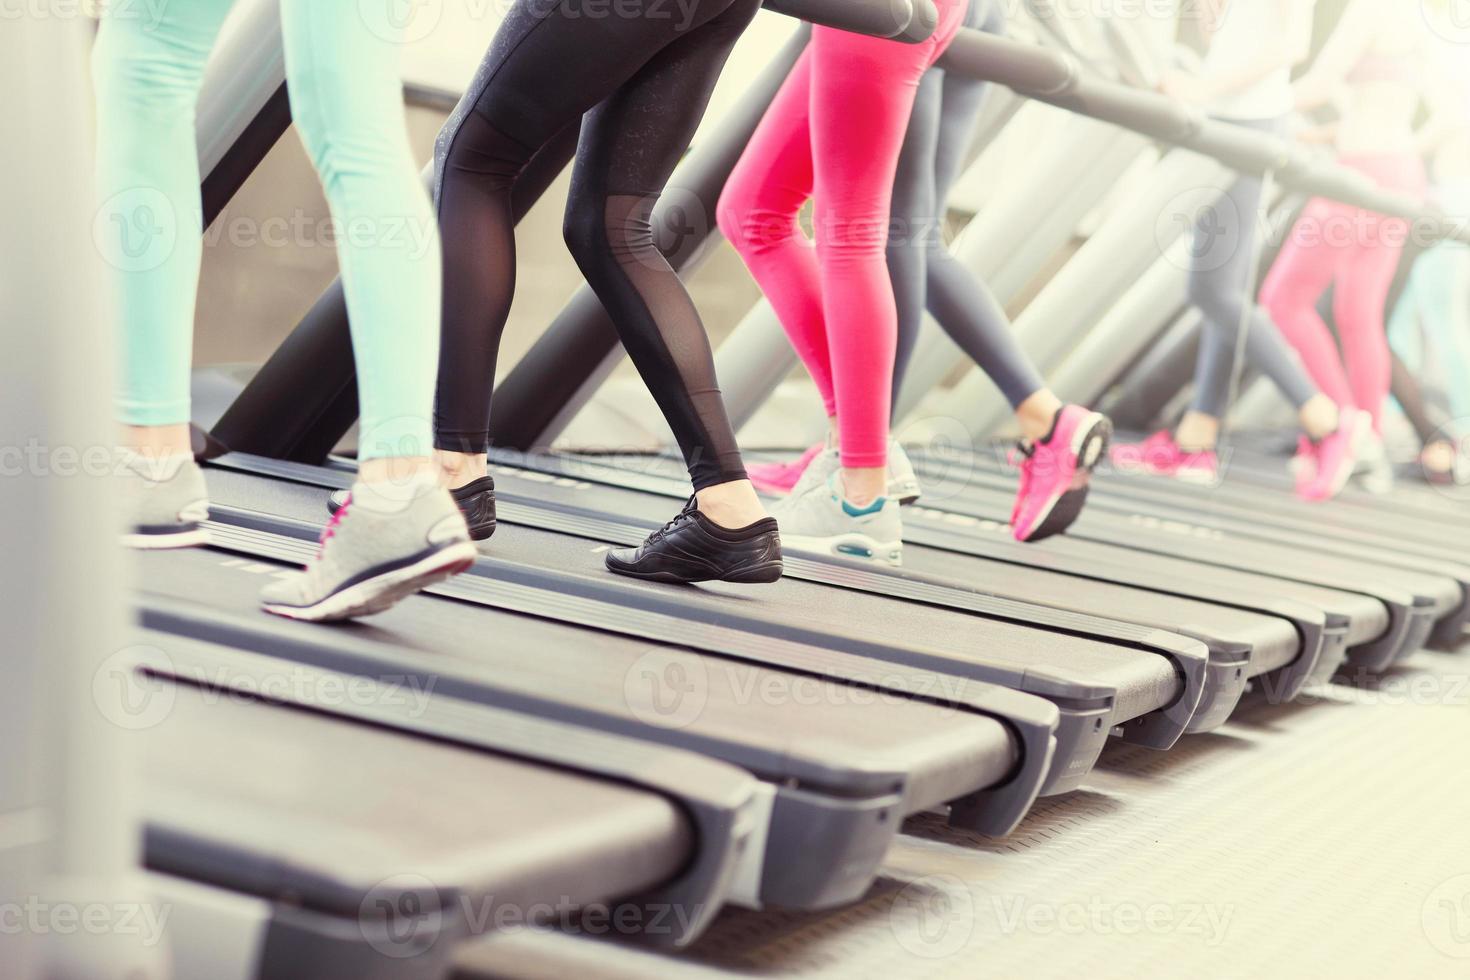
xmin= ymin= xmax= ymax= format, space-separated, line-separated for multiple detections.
xmin=195 ymin=457 xmax=1184 ymax=795
xmin=131 ymin=629 xmax=759 ymax=978
xmin=896 ymin=451 xmax=1455 ymax=671
xmin=140 ymin=533 xmax=1054 ymax=907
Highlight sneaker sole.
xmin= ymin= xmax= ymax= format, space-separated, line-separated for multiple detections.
xmin=781 ymin=532 xmax=903 ymax=567
xmin=1015 ymin=414 xmax=1112 ymax=543
xmin=122 ymin=527 xmax=211 ymax=550
xmin=606 ymin=558 xmax=785 ymax=585
xmin=262 ymin=541 xmax=479 ymax=623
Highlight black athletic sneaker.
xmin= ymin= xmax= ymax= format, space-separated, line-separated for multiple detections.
xmin=329 ymin=475 xmax=496 ymax=541
xmin=605 ymin=497 xmax=783 ymax=584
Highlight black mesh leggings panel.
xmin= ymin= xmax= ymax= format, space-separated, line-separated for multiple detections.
xmin=432 ymin=0 xmax=760 ymax=488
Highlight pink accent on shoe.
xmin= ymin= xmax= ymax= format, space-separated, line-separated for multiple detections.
xmin=1299 ymin=416 xmax=1359 ymax=502
xmin=317 ymin=491 xmax=352 ymax=558
xmin=1012 ymin=406 xmax=1112 ymax=542
xmin=1109 ymin=430 xmax=1218 ymax=482
xmin=747 ymin=443 xmax=823 ymax=496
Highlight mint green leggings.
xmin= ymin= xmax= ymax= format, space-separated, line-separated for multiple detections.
xmin=93 ymin=0 xmax=440 ymax=459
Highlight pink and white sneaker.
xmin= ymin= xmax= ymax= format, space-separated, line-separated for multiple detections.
xmin=1298 ymin=414 xmax=1359 ymax=502
xmin=1109 ymin=430 xmax=1219 ymax=484
xmin=1011 ymin=406 xmax=1112 ymax=542
xmin=747 ymin=443 xmax=824 ymax=495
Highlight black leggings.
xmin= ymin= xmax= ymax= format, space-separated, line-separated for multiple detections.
xmin=887 ymin=0 xmax=1045 ymax=410
xmin=432 ymin=0 xmax=760 ymax=489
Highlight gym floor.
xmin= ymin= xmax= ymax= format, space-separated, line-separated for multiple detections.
xmin=460 ymin=644 xmax=1470 ymax=977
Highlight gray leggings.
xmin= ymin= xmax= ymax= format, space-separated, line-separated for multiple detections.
xmin=1188 ymin=117 xmax=1318 ymax=417
xmin=887 ymin=0 xmax=1044 ymax=410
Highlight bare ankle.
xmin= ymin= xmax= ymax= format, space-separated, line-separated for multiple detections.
xmin=695 ymin=480 xmax=766 ymax=529
xmin=435 ymin=449 xmax=488 ymax=490
xmin=122 ymin=423 xmax=192 ymax=459
xmin=1299 ymin=396 xmax=1339 ymax=441
xmin=1015 ymin=390 xmax=1064 ymax=442
xmin=840 ymin=467 xmax=886 ymax=507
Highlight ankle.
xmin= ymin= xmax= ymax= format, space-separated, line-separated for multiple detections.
xmin=359 ymin=455 xmax=434 ymax=486
xmin=1299 ymin=396 xmax=1340 ymax=441
xmin=1016 ymin=391 xmax=1064 ymax=442
xmin=122 ymin=423 xmax=192 ymax=460
xmin=695 ymin=480 xmax=767 ymax=529
xmin=840 ymin=467 xmax=886 ymax=507
xmin=435 ymin=449 xmax=488 ymax=490
xmin=1175 ymin=411 xmax=1219 ymax=452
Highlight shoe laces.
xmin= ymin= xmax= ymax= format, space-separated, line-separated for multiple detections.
xmin=648 ymin=496 xmax=698 ymax=544
xmin=317 ymin=492 xmax=352 ymax=559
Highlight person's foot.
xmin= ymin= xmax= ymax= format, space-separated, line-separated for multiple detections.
xmin=770 ymin=471 xmax=903 ymax=566
xmin=604 ymin=497 xmax=783 ymax=584
xmin=1350 ymin=412 xmax=1394 ymax=495
xmin=1012 ymin=406 xmax=1111 ymax=542
xmin=753 ymin=438 xmax=922 ymax=504
xmin=1298 ymin=414 xmax=1359 ymax=502
xmin=263 ymin=475 xmax=475 ymax=621
xmin=120 ymin=453 xmax=211 ymax=549
xmin=329 ymin=475 xmax=496 ymax=541
xmin=1109 ymin=429 xmax=1218 ymax=484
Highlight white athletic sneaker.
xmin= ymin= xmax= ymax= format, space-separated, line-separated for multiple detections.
xmin=261 ymin=473 xmax=476 ymax=622
xmin=770 ymin=471 xmax=903 ymax=566
xmin=784 ymin=437 xmax=922 ymax=505
xmin=1351 ymin=410 xmax=1394 ymax=495
xmin=119 ymin=452 xmax=211 ymax=549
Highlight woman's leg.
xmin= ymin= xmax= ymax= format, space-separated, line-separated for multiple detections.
xmin=435 ymin=0 xmax=752 ymax=475
xmin=920 ymin=63 xmax=1053 ymax=436
xmin=93 ymin=0 xmax=236 ymax=547
xmin=887 ymin=70 xmax=943 ymax=410
xmin=280 ymin=0 xmax=441 ymax=472
xmin=93 ymin=0 xmax=237 ymax=450
xmin=1260 ymin=199 xmax=1354 ymax=408
xmin=718 ymin=51 xmax=833 ymax=416
xmin=259 ymin=0 xmax=478 ymax=619
xmin=807 ymin=25 xmax=950 ymax=498
xmin=563 ymin=0 xmax=764 ymax=523
xmin=1333 ymin=212 xmax=1408 ymax=432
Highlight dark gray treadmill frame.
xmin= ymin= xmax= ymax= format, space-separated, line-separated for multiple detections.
xmin=134 ymin=631 xmax=756 ymax=966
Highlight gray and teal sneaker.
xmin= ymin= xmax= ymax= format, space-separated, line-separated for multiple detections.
xmin=770 ymin=470 xmax=903 ymax=566
xmin=120 ymin=453 xmax=210 ymax=550
xmin=261 ymin=476 xmax=475 ymax=622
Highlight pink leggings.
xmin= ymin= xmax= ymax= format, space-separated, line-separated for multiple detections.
xmin=717 ymin=4 xmax=965 ymax=469
xmin=1260 ymin=153 xmax=1427 ymax=431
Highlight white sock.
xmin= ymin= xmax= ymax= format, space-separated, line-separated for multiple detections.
xmin=121 ymin=450 xmax=192 ymax=483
